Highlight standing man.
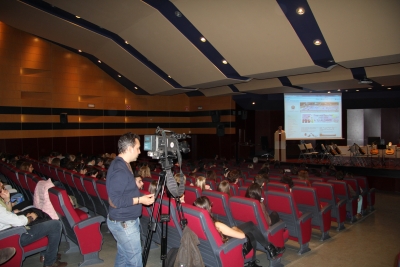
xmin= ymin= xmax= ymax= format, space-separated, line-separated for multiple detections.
xmin=274 ymin=126 xmax=287 ymax=162
xmin=106 ymin=132 xmax=155 ymax=267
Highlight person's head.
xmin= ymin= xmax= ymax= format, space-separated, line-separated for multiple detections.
xmin=298 ymin=170 xmax=309 ymax=181
xmin=135 ymin=175 xmax=144 ymax=190
xmin=20 ymin=161 xmax=34 ymax=173
xmin=245 ymin=183 xmax=262 ymax=202
xmin=95 ymin=157 xmax=103 ymax=166
xmin=247 ymin=163 xmax=254 ymax=169
xmin=96 ymin=170 xmax=107 ymax=180
xmin=66 ymin=161 xmax=76 ymax=171
xmin=193 ymin=196 xmax=212 ymax=215
xmin=281 ymin=174 xmax=294 ymax=188
xmin=253 ymin=174 xmax=267 ymax=187
xmin=51 ymin=158 xmax=60 ymax=167
xmin=217 ymin=180 xmax=231 ymax=196
xmin=174 ymin=173 xmax=186 ymax=185
xmin=278 ymin=126 xmax=283 ymax=131
xmin=118 ymin=132 xmax=141 ymax=162
xmin=206 ymin=170 xmax=217 ymax=181
xmin=227 ymin=169 xmax=240 ymax=184
xmin=195 ymin=176 xmax=207 ymax=191
xmin=139 ymin=165 xmax=151 ymax=178
xmin=148 ymin=180 xmax=158 ymax=194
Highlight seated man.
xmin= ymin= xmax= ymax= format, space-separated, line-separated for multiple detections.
xmin=0 ymin=204 xmax=67 ymax=267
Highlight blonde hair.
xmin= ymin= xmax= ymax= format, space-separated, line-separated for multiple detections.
xmin=174 ymin=173 xmax=186 ymax=185
xmin=298 ymin=170 xmax=309 ymax=181
xmin=139 ymin=166 xmax=151 ymax=178
xmin=195 ymin=176 xmax=207 ymax=191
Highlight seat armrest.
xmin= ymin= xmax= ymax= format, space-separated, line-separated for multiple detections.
xmin=320 ymin=203 xmax=332 ymax=214
xmin=297 ymin=211 xmax=313 ymax=223
xmin=222 ymin=237 xmax=246 ymax=253
xmin=266 ymin=220 xmax=286 ymax=235
xmin=0 ymin=226 xmax=26 ymax=238
xmin=75 ymin=215 xmax=105 ymax=228
xmin=336 ymin=199 xmax=347 ymax=208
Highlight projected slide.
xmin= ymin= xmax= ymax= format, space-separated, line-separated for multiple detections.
xmin=284 ymin=93 xmax=342 ymax=140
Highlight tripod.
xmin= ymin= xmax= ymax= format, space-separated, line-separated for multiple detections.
xmin=142 ymin=162 xmax=187 ymax=267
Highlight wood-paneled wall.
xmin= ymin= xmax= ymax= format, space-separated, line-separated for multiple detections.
xmin=0 ymin=22 xmax=236 ymax=140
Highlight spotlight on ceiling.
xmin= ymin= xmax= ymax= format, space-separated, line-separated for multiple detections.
xmin=175 ymin=11 xmax=182 ymax=17
xmin=252 ymin=102 xmax=255 ymax=105
xmin=296 ymin=7 xmax=305 ymax=15
xmin=313 ymin=39 xmax=322 ymax=45
xmin=200 ymin=37 xmax=206 ymax=42
xmin=97 ymin=60 xmax=101 ymax=63
xmin=327 ymin=91 xmax=331 ymax=93
xmin=222 ymin=60 xmax=228 ymax=64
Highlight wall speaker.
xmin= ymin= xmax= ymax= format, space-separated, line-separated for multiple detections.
xmin=60 ymin=113 xmax=68 ymax=124
xmin=211 ymin=110 xmax=220 ymax=123
xmin=216 ymin=123 xmax=225 ymax=136
xmin=241 ymin=110 xmax=247 ymax=120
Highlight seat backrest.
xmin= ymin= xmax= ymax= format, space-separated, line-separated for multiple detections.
xmin=56 ymin=168 xmax=66 ymax=184
xmin=327 ymin=180 xmax=350 ymax=199
xmin=83 ymin=177 xmax=108 ymax=216
xmin=344 ymin=178 xmax=360 ymax=194
xmin=309 ymin=177 xmax=324 ymax=183
xmin=312 ymin=182 xmax=334 ymax=202
xmin=229 ymin=183 xmax=239 ymax=196
xmin=48 ymin=165 xmax=59 ymax=182
xmin=238 ymin=186 xmax=248 ymax=197
xmin=63 ymin=170 xmax=76 ymax=189
xmin=266 ymin=181 xmax=289 ymax=192
xmin=229 ymin=196 xmax=269 ymax=230
xmin=181 ymin=203 xmax=244 ymax=267
xmin=354 ymin=176 xmax=369 ymax=191
xmin=202 ymin=190 xmax=235 ymax=227
xmin=206 ymin=180 xmax=217 ymax=190
xmin=292 ymin=186 xmax=318 ymax=207
xmin=305 ymin=143 xmax=313 ymax=150
xmin=298 ymin=144 xmax=305 ymax=151
xmin=292 ymin=179 xmax=309 ymax=187
xmin=184 ymin=185 xmax=202 ymax=205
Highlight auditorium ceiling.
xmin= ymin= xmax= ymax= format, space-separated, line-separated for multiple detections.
xmin=0 ymin=0 xmax=399 ymax=102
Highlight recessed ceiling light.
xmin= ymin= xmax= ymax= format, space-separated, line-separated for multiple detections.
xmin=346 ymin=90 xmax=348 ymax=92
xmin=125 ymin=41 xmax=129 ymax=44
xmin=356 ymin=89 xmax=359 ymax=91
xmin=368 ymin=87 xmax=372 ymax=89
xmin=337 ymin=89 xmax=341 ymax=91
xmin=134 ymin=86 xmax=138 ymax=89
xmin=327 ymin=91 xmax=331 ymax=93
xmin=118 ymin=75 xmax=121 ymax=78
xmin=313 ymin=39 xmax=322 ymax=46
xmin=388 ymin=87 xmax=392 ymax=90
xmin=168 ymin=75 xmax=171 ymax=78
xmin=175 ymin=11 xmax=182 ymax=17
xmin=252 ymin=102 xmax=255 ymax=105
xmin=222 ymin=60 xmax=228 ymax=64
xmin=78 ymin=49 xmax=82 ymax=53
xmin=200 ymin=37 xmax=206 ymax=42
xmin=76 ymin=16 xmax=80 ymax=19
xmin=98 ymin=60 xmax=101 ymax=63
xmin=381 ymin=84 xmax=384 ymax=86
xmin=296 ymin=7 xmax=305 ymax=15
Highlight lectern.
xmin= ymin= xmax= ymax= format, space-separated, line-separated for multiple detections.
xmin=274 ymin=130 xmax=286 ymax=162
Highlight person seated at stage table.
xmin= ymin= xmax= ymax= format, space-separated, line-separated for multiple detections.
xmin=298 ymin=170 xmax=311 ymax=187
xmin=245 ymin=184 xmax=280 ymax=226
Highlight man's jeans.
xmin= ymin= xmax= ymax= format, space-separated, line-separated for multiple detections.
xmin=107 ymin=216 xmax=142 ymax=267
xmin=20 ymin=220 xmax=62 ymax=266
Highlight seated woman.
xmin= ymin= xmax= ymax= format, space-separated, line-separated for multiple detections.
xmin=193 ymin=176 xmax=211 ymax=191
xmin=194 ymin=196 xmax=284 ymax=267
xmin=298 ymin=170 xmax=311 ymax=186
xmin=280 ymin=174 xmax=294 ymax=191
xmin=245 ymin=184 xmax=280 ymax=226
xmin=138 ymin=165 xmax=151 ymax=178
xmin=217 ymin=180 xmax=231 ymax=197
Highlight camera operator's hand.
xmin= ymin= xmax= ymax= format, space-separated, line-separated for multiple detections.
xmin=139 ymin=194 xmax=155 ymax=206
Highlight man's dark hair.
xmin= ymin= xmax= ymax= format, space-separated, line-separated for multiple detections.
xmin=118 ymin=132 xmax=140 ymax=154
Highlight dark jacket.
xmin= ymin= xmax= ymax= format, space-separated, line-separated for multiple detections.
xmin=174 ymin=226 xmax=204 ymax=267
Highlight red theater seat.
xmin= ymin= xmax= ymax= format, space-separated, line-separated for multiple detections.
xmin=202 ymin=191 xmax=235 ymax=227
xmin=328 ymin=180 xmax=358 ymax=223
xmin=266 ymin=182 xmax=290 ymax=192
xmin=312 ymin=182 xmax=346 ymax=231
xmin=292 ymin=186 xmax=332 ymax=241
xmin=48 ymin=187 xmax=104 ymax=266
xmin=265 ymin=191 xmax=312 ymax=255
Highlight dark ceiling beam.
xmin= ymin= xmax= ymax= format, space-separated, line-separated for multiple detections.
xmin=276 ymin=0 xmax=336 ymax=69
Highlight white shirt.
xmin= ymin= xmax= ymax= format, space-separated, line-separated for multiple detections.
xmin=0 ymin=205 xmax=28 ymax=231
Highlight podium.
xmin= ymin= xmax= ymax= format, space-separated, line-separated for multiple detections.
xmin=274 ymin=131 xmax=286 ymax=162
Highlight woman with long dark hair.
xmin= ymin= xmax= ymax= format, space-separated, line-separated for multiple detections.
xmin=194 ymin=196 xmax=285 ymax=267
xmin=245 ymin=184 xmax=280 ymax=226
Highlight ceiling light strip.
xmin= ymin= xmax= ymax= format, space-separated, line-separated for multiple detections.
xmin=142 ymin=0 xmax=249 ymax=81
xmin=276 ymin=0 xmax=335 ymax=69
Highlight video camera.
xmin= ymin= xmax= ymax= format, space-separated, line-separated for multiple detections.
xmin=143 ymin=127 xmax=190 ymax=160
